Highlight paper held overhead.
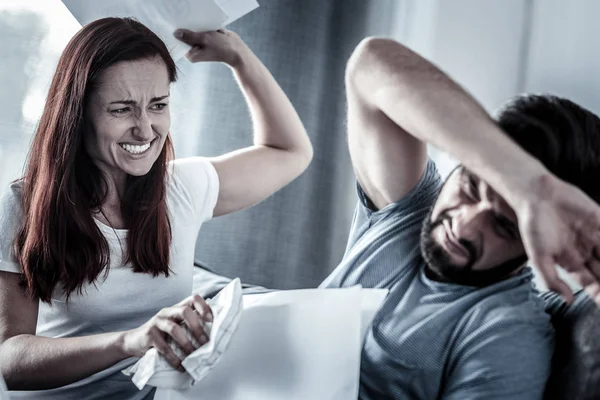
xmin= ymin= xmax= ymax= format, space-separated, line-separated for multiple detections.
xmin=61 ymin=0 xmax=259 ymax=60
xmin=217 ymin=0 xmax=259 ymax=25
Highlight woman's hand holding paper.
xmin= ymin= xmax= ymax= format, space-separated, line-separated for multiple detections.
xmin=121 ymin=295 xmax=213 ymax=372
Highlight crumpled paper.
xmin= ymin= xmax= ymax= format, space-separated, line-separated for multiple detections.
xmin=122 ymin=278 xmax=243 ymax=390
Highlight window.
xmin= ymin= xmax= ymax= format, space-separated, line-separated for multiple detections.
xmin=0 ymin=0 xmax=80 ymax=190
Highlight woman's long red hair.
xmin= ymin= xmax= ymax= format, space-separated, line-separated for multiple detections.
xmin=14 ymin=18 xmax=177 ymax=302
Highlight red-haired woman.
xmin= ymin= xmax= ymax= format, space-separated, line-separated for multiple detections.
xmin=0 ymin=17 xmax=312 ymax=399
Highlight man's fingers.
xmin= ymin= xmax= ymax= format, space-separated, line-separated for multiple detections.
xmin=586 ymin=256 xmax=600 ymax=282
xmin=588 ymin=245 xmax=600 ymax=276
xmin=570 ymin=268 xmax=597 ymax=289
xmin=535 ymin=256 xmax=574 ymax=304
xmin=547 ymin=278 xmax=574 ymax=305
xmin=584 ymin=282 xmax=600 ymax=306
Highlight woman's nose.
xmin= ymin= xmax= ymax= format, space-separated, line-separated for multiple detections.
xmin=132 ymin=112 xmax=153 ymax=141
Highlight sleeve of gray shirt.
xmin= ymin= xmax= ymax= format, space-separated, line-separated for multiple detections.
xmin=321 ymin=159 xmax=442 ymax=289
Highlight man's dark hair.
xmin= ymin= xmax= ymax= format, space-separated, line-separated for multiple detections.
xmin=497 ymin=94 xmax=600 ymax=204
xmin=500 ymin=97 xmax=600 ymax=398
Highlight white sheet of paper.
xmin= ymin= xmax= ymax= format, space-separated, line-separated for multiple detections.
xmin=61 ymin=0 xmax=229 ymax=60
xmin=215 ymin=0 xmax=259 ymax=25
xmin=154 ymin=287 xmax=387 ymax=400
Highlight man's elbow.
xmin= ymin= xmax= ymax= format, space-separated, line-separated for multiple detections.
xmin=345 ymin=37 xmax=410 ymax=90
xmin=345 ymin=37 xmax=379 ymax=88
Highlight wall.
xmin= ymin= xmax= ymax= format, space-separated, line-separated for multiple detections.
xmin=393 ymin=0 xmax=594 ymax=290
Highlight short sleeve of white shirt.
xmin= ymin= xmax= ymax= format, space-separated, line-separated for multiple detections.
xmin=0 ymin=182 xmax=24 ymax=274
xmin=167 ymin=157 xmax=220 ymax=227
xmin=0 ymin=158 xmax=220 ymax=276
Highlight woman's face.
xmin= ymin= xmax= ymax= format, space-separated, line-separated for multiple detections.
xmin=85 ymin=57 xmax=171 ymax=181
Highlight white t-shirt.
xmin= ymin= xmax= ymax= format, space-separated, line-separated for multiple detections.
xmin=0 ymin=157 xmax=220 ymax=399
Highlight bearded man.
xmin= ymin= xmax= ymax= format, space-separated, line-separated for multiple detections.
xmin=319 ymin=37 xmax=600 ymax=399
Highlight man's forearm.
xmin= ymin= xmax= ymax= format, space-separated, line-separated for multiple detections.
xmin=347 ymin=37 xmax=550 ymax=208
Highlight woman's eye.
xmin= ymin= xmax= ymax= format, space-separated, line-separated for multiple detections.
xmin=111 ymin=107 xmax=130 ymax=115
xmin=150 ymin=103 xmax=167 ymax=111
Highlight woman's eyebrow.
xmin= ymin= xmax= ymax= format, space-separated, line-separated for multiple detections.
xmin=109 ymin=95 xmax=169 ymax=105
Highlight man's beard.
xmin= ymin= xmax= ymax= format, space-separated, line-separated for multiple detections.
xmin=420 ymin=205 xmax=528 ymax=287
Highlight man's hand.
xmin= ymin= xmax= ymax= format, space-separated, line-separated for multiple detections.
xmin=515 ymin=174 xmax=600 ymax=305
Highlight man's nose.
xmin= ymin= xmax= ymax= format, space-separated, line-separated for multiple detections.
xmin=453 ymin=204 xmax=492 ymax=241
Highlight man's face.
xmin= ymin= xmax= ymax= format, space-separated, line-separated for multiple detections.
xmin=420 ymin=166 xmax=527 ymax=286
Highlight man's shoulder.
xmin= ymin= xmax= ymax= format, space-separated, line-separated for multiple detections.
xmin=458 ymin=279 xmax=554 ymax=341
xmin=443 ymin=284 xmax=555 ymax=400
xmin=355 ymin=158 xmax=442 ymax=214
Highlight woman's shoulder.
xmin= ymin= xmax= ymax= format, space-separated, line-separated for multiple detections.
xmin=166 ymin=157 xmax=219 ymax=223
xmin=167 ymin=157 xmax=218 ymax=189
xmin=168 ymin=156 xmax=215 ymax=174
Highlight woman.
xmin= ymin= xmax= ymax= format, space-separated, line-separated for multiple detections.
xmin=0 ymin=17 xmax=312 ymax=399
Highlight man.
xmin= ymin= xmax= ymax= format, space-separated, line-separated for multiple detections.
xmin=319 ymin=37 xmax=600 ymax=399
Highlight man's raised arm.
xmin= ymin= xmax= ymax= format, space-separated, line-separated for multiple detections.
xmin=345 ymin=37 xmax=600 ymax=304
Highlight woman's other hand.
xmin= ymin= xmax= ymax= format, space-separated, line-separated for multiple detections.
xmin=171 ymin=26 xmax=312 ymax=218
xmin=121 ymin=294 xmax=213 ymax=372
xmin=174 ymin=28 xmax=248 ymax=67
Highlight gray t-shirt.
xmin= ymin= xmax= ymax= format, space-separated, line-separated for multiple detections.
xmin=320 ymin=160 xmax=555 ymax=400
